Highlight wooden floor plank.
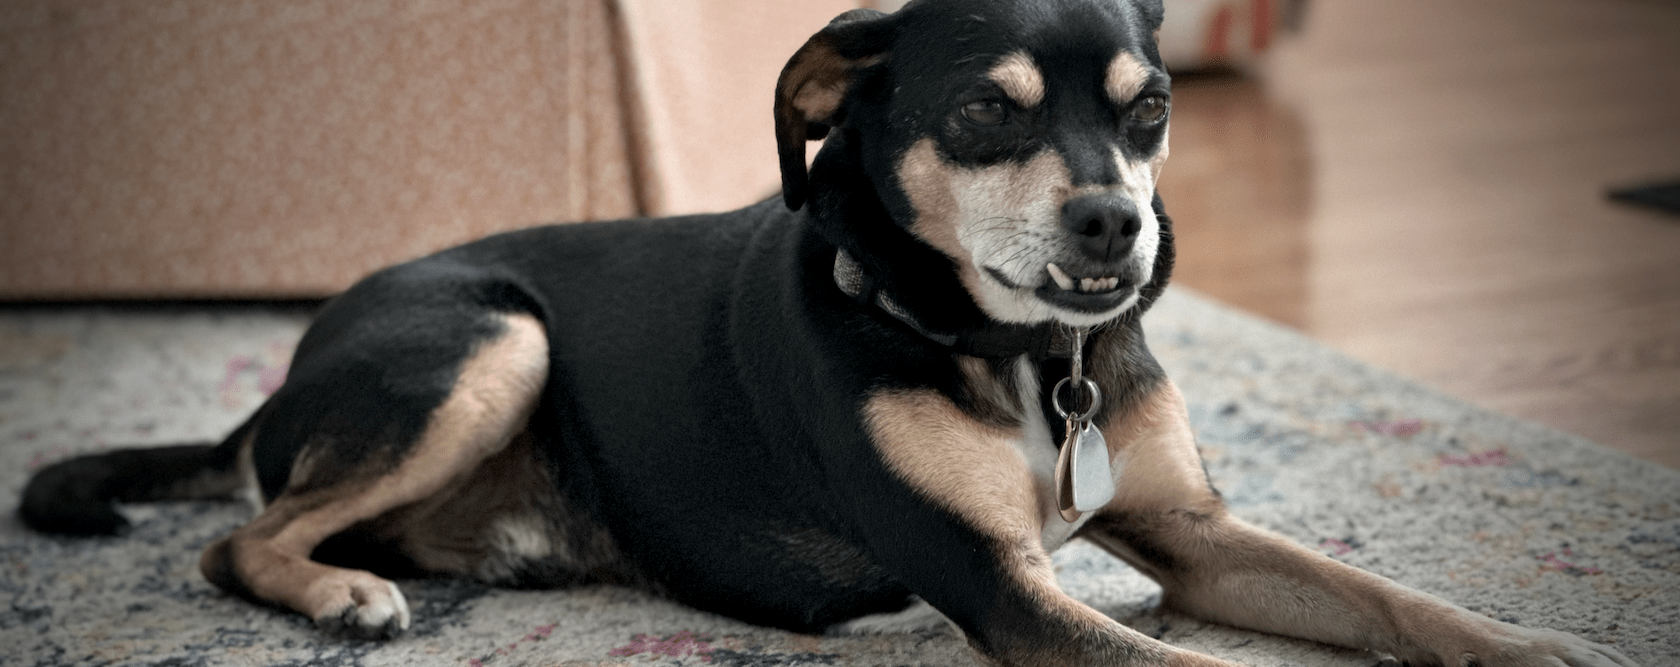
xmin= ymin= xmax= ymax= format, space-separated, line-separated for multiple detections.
xmin=1161 ymin=0 xmax=1680 ymax=468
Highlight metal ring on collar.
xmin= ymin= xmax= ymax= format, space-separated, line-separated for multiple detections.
xmin=1051 ymin=376 xmax=1103 ymax=421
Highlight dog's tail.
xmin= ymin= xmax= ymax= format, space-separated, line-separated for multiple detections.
xmin=18 ymin=420 xmax=251 ymax=536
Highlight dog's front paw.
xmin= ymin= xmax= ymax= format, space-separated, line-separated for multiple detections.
xmin=1442 ymin=623 xmax=1638 ymax=667
xmin=305 ymin=572 xmax=412 ymax=640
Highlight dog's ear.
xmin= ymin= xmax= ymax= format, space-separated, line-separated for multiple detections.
xmin=1131 ymin=0 xmax=1165 ymax=32
xmin=774 ymin=9 xmax=895 ymax=211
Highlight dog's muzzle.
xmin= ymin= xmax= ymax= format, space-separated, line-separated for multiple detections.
xmin=1035 ymin=193 xmax=1145 ymax=313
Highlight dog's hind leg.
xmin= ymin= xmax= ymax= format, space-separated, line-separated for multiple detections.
xmin=199 ymin=311 xmax=549 ymax=639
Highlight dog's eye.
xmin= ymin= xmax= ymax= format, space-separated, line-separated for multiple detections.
xmin=1129 ymin=95 xmax=1169 ymax=124
xmin=961 ymin=100 xmax=1008 ymax=126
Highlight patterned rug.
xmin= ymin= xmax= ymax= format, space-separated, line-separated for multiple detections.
xmin=2 ymin=289 xmax=1675 ymax=667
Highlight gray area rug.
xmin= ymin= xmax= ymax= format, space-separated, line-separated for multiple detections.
xmin=1 ymin=289 xmax=1675 ymax=667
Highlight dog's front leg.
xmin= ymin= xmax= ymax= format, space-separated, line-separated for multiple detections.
xmin=1079 ymin=380 xmax=1638 ymax=667
xmin=862 ymin=389 xmax=1242 ymax=667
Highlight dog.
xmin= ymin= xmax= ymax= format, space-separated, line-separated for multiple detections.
xmin=19 ymin=1 xmax=1638 ymax=665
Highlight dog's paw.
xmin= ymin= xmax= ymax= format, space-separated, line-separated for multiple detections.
xmin=1441 ymin=624 xmax=1638 ymax=667
xmin=306 ymin=572 xmax=412 ymax=640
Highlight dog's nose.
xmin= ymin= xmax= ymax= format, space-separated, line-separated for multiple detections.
xmin=1060 ymin=193 xmax=1141 ymax=263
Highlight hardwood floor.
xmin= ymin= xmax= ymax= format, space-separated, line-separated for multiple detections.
xmin=1160 ymin=0 xmax=1680 ymax=468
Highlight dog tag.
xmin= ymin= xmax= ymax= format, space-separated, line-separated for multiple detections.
xmin=1056 ymin=419 xmax=1115 ymax=522
xmin=1055 ymin=418 xmax=1082 ymax=522
xmin=1069 ymin=421 xmax=1114 ymax=512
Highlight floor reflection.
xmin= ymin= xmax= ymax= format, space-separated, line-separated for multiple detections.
xmin=1157 ymin=72 xmax=1313 ymax=330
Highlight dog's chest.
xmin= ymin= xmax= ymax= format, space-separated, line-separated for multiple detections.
xmin=1003 ymin=359 xmax=1096 ymax=551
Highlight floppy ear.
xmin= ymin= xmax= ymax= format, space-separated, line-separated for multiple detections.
xmin=774 ymin=9 xmax=894 ymax=211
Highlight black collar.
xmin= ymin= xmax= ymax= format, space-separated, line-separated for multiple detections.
xmin=832 ymin=249 xmax=1076 ymax=360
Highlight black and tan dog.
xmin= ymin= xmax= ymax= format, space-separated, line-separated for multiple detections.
xmin=19 ymin=1 xmax=1637 ymax=666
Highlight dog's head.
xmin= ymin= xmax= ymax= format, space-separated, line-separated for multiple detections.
xmin=777 ymin=0 xmax=1171 ymax=330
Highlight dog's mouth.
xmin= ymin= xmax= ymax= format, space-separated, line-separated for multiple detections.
xmin=1045 ymin=263 xmax=1123 ymax=295
xmin=1036 ymin=262 xmax=1136 ymax=313
xmin=985 ymin=263 xmax=1138 ymax=315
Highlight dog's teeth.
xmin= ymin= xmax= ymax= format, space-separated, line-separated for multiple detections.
xmin=1047 ymin=263 xmax=1075 ymax=291
xmin=1048 ymin=265 xmax=1123 ymax=293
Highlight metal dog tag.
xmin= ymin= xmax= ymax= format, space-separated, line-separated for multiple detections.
xmin=1055 ymin=418 xmax=1082 ymax=522
xmin=1056 ymin=419 xmax=1115 ymax=523
xmin=1069 ymin=421 xmax=1113 ymax=512
xmin=1052 ymin=326 xmax=1113 ymax=523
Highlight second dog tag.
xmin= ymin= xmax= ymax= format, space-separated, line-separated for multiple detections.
xmin=1055 ymin=419 xmax=1115 ymax=522
xmin=1069 ymin=421 xmax=1113 ymax=512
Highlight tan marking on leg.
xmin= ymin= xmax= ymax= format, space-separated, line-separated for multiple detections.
xmin=377 ymin=430 xmax=555 ymax=577
xmin=1106 ymin=51 xmax=1153 ymax=103
xmin=862 ymin=389 xmax=1208 ymax=666
xmin=375 ymin=429 xmax=643 ymax=588
xmin=1095 ymin=379 xmax=1220 ymax=514
xmin=861 ymin=387 xmax=1048 ymax=629
xmin=202 ymin=484 xmax=411 ymax=636
xmin=864 ymin=389 xmax=1040 ymax=543
xmin=201 ymin=312 xmax=549 ymax=635
xmin=863 ymin=388 xmax=1064 ymax=609
xmin=269 ymin=313 xmax=548 ymax=557
xmin=988 ymin=51 xmax=1044 ymax=108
